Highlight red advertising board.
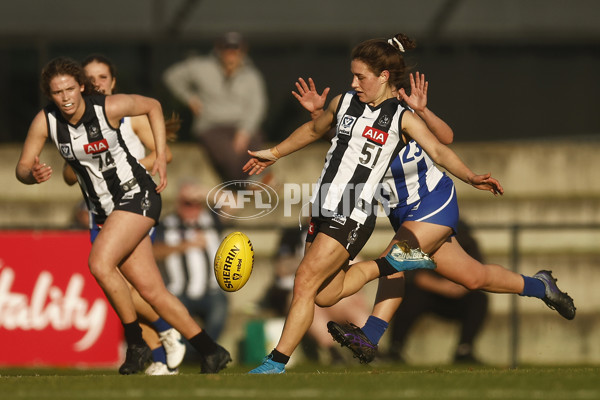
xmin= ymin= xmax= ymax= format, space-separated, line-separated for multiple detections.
xmin=0 ymin=230 xmax=122 ymax=367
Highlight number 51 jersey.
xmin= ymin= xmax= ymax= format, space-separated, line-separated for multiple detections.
xmin=45 ymin=94 xmax=155 ymax=224
xmin=311 ymin=91 xmax=407 ymax=226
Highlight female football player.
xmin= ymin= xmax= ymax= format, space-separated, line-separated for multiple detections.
xmin=61 ymin=54 xmax=183 ymax=376
xmin=16 ymin=57 xmax=230 ymax=375
xmin=243 ymin=33 xmax=503 ymax=373
xmin=293 ymin=68 xmax=575 ymax=365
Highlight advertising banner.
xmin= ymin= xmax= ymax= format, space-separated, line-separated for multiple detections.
xmin=0 ymin=230 xmax=122 ymax=367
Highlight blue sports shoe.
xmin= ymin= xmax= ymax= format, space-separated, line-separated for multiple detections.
xmin=533 ymin=270 xmax=576 ymax=320
xmin=385 ymin=241 xmax=436 ymax=272
xmin=248 ymin=354 xmax=286 ymax=374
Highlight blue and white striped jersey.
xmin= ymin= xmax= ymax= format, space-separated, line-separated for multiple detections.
xmin=382 ymin=140 xmax=445 ymax=209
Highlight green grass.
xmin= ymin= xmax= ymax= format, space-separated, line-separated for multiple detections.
xmin=1 ymin=363 xmax=599 ymax=400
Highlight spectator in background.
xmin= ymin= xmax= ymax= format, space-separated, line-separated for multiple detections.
xmin=384 ymin=220 xmax=489 ymax=364
xmin=153 ymin=180 xmax=229 ymax=359
xmin=163 ymin=32 xmax=267 ymax=182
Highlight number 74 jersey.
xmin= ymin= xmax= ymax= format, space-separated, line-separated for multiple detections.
xmin=311 ymin=91 xmax=407 ymax=226
xmin=45 ymin=94 xmax=153 ymax=222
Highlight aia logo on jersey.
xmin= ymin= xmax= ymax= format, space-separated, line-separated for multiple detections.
xmin=84 ymin=139 xmax=109 ymax=154
xmin=362 ymin=126 xmax=388 ymax=145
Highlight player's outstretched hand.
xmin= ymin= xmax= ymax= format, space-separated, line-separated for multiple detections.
xmin=292 ymin=77 xmax=329 ymax=115
xmin=398 ymin=72 xmax=428 ymax=113
xmin=243 ymin=148 xmax=279 ymax=176
xmin=468 ymin=173 xmax=504 ymax=196
xmin=31 ymin=156 xmax=52 ymax=183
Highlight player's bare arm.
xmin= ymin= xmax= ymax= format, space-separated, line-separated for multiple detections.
xmin=106 ymin=94 xmax=168 ymax=192
xmin=16 ymin=111 xmax=52 ymax=184
xmin=244 ymin=95 xmax=340 ymax=176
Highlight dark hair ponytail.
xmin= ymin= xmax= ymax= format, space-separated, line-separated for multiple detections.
xmin=351 ymin=33 xmax=416 ymax=90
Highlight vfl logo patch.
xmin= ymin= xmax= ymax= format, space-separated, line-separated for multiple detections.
xmin=60 ymin=143 xmax=75 ymax=160
xmin=338 ymin=115 xmax=357 ymax=136
xmin=362 ymin=126 xmax=388 ymax=145
xmin=84 ymin=139 xmax=109 ymax=154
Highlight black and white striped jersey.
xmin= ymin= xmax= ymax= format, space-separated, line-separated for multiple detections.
xmin=119 ymin=116 xmax=146 ymax=160
xmin=45 ymin=95 xmax=155 ymax=224
xmin=156 ymin=211 xmax=222 ymax=298
xmin=311 ymin=91 xmax=407 ymax=225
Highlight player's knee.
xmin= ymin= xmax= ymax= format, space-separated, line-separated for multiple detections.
xmin=87 ymin=256 xmax=109 ymax=282
xmin=291 ymin=281 xmax=316 ymax=301
xmin=136 ymin=284 xmax=166 ymax=305
xmin=293 ymin=268 xmax=322 ymax=294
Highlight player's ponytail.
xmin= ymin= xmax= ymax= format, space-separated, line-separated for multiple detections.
xmin=352 ymin=33 xmax=417 ymax=92
xmin=387 ymin=33 xmax=416 ymax=53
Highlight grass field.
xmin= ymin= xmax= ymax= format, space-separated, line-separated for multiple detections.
xmin=1 ymin=363 xmax=599 ymax=400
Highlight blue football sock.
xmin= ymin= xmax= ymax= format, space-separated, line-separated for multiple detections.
xmin=152 ymin=346 xmax=167 ymax=364
xmin=519 ymin=275 xmax=546 ymax=298
xmin=361 ymin=315 xmax=389 ymax=345
xmin=151 ymin=317 xmax=172 ymax=333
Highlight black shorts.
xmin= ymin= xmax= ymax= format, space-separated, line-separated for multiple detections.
xmin=305 ymin=215 xmax=375 ymax=260
xmin=113 ymin=188 xmax=162 ymax=225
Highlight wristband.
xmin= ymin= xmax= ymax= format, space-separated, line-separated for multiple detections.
xmin=252 ymin=148 xmax=279 ymax=161
xmin=270 ymin=146 xmax=281 ymax=159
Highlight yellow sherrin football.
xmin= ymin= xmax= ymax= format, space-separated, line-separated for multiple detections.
xmin=214 ymin=231 xmax=254 ymax=292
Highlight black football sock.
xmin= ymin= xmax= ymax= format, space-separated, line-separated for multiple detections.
xmin=122 ymin=320 xmax=145 ymax=346
xmin=375 ymin=257 xmax=397 ymax=277
xmin=189 ymin=330 xmax=219 ymax=356
xmin=271 ymin=349 xmax=290 ymax=365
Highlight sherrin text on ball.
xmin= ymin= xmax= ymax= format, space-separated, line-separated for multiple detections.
xmin=214 ymin=231 xmax=254 ymax=292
